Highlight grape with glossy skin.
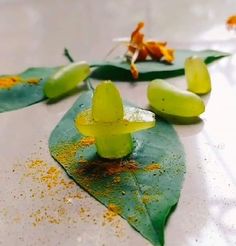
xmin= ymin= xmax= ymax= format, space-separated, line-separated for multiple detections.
xmin=147 ymin=79 xmax=205 ymax=118
xmin=92 ymin=81 xmax=123 ymax=122
xmin=75 ymin=81 xmax=155 ymax=159
xmin=92 ymin=81 xmax=132 ymax=159
xmin=75 ymin=107 xmax=155 ymax=137
xmin=44 ymin=61 xmax=90 ymax=99
xmin=185 ymin=56 xmax=211 ymax=95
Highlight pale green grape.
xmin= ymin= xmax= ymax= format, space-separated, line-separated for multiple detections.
xmin=44 ymin=61 xmax=90 ymax=99
xmin=95 ymin=134 xmax=133 ymax=159
xmin=92 ymin=81 xmax=124 ymax=122
xmin=92 ymin=81 xmax=132 ymax=159
xmin=75 ymin=107 xmax=155 ymax=137
xmin=147 ymin=79 xmax=205 ymax=118
xmin=75 ymin=81 xmax=155 ymax=159
xmin=185 ymin=56 xmax=211 ymax=95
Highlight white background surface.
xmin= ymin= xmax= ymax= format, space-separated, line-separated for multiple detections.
xmin=0 ymin=1 xmax=236 ymax=245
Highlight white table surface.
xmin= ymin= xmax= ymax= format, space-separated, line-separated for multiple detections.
xmin=0 ymin=1 xmax=236 ymax=245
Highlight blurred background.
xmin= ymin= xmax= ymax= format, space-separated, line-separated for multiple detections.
xmin=0 ymin=0 xmax=236 ymax=74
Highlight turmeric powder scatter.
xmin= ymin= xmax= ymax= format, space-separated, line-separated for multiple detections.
xmin=145 ymin=163 xmax=161 ymax=171
xmin=102 ymin=204 xmax=124 ymax=237
xmin=0 ymin=76 xmax=40 ymax=89
xmin=19 ymin=158 xmax=84 ymax=226
xmin=27 ymin=78 xmax=40 ymax=85
xmin=0 ymin=76 xmax=21 ymax=89
xmin=52 ymin=137 xmax=96 ymax=167
xmin=9 ymin=144 xmax=126 ymax=240
xmin=103 ymin=204 xmax=120 ymax=222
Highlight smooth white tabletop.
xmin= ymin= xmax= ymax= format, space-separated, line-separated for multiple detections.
xmin=0 ymin=1 xmax=236 ymax=246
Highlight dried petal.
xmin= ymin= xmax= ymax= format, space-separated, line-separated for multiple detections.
xmin=130 ymin=22 xmax=145 ymax=45
xmin=130 ymin=63 xmax=139 ymax=79
xmin=130 ymin=48 xmax=140 ymax=79
xmin=226 ymin=15 xmax=236 ymax=29
xmin=145 ymin=41 xmax=174 ymax=63
xmin=129 ymin=45 xmax=148 ymax=61
xmin=158 ymin=44 xmax=175 ymax=63
xmin=145 ymin=41 xmax=163 ymax=60
xmin=126 ymin=22 xmax=175 ymax=79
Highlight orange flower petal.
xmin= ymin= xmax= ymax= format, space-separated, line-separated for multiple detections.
xmin=136 ymin=46 xmax=148 ymax=61
xmin=126 ymin=22 xmax=175 ymax=79
xmin=158 ymin=45 xmax=175 ymax=63
xmin=131 ymin=22 xmax=145 ymax=44
xmin=145 ymin=41 xmax=174 ymax=63
xmin=226 ymin=15 xmax=236 ymax=29
xmin=145 ymin=41 xmax=163 ymax=60
xmin=128 ymin=45 xmax=148 ymax=61
xmin=130 ymin=63 xmax=139 ymax=79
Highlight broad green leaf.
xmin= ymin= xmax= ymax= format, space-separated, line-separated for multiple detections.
xmin=90 ymin=49 xmax=229 ymax=81
xmin=0 ymin=67 xmax=58 ymax=113
xmin=49 ymin=91 xmax=186 ymax=246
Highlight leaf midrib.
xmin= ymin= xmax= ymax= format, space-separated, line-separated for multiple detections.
xmin=131 ymin=170 xmax=161 ymax=246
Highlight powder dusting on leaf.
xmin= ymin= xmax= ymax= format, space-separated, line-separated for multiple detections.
xmin=0 ymin=76 xmax=40 ymax=89
xmin=79 ymin=136 xmax=96 ymax=147
xmin=78 ymin=159 xmax=138 ymax=176
xmin=103 ymin=204 xmax=121 ymax=222
xmin=145 ymin=163 xmax=161 ymax=171
xmin=27 ymin=78 xmax=40 ymax=85
xmin=0 ymin=76 xmax=21 ymax=89
xmin=52 ymin=137 xmax=95 ymax=167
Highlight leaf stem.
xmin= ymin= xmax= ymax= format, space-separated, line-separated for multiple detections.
xmin=85 ymin=78 xmax=94 ymax=91
xmin=64 ymin=48 xmax=74 ymax=63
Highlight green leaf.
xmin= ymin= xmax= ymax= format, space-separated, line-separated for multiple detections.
xmin=0 ymin=67 xmax=59 ymax=113
xmin=90 ymin=49 xmax=229 ymax=81
xmin=49 ymin=91 xmax=186 ymax=246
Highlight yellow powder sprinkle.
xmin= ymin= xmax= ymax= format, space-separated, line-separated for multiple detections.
xmin=11 ymin=150 xmax=126 ymax=238
xmin=103 ymin=204 xmax=120 ymax=223
xmin=19 ymin=158 xmax=87 ymax=226
xmin=27 ymin=159 xmax=44 ymax=168
xmin=41 ymin=167 xmax=60 ymax=190
xmin=142 ymin=194 xmax=159 ymax=204
xmin=53 ymin=137 xmax=95 ymax=166
xmin=27 ymin=78 xmax=40 ymax=85
xmin=0 ymin=76 xmax=40 ymax=89
xmin=79 ymin=136 xmax=96 ymax=147
xmin=113 ymin=176 xmax=121 ymax=184
xmin=145 ymin=163 xmax=161 ymax=171
xmin=0 ymin=76 xmax=21 ymax=89
xmin=78 ymin=159 xmax=88 ymax=164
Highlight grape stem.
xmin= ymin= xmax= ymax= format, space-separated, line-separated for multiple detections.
xmin=64 ymin=48 xmax=75 ymax=63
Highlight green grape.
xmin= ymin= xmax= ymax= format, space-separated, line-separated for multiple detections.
xmin=185 ymin=56 xmax=211 ymax=95
xmin=75 ymin=107 xmax=155 ymax=137
xmin=44 ymin=61 xmax=90 ymax=99
xmin=75 ymin=81 xmax=155 ymax=159
xmin=147 ymin=79 xmax=205 ymax=118
xmin=92 ymin=81 xmax=132 ymax=159
xmin=92 ymin=81 xmax=123 ymax=122
xmin=95 ymin=134 xmax=133 ymax=159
